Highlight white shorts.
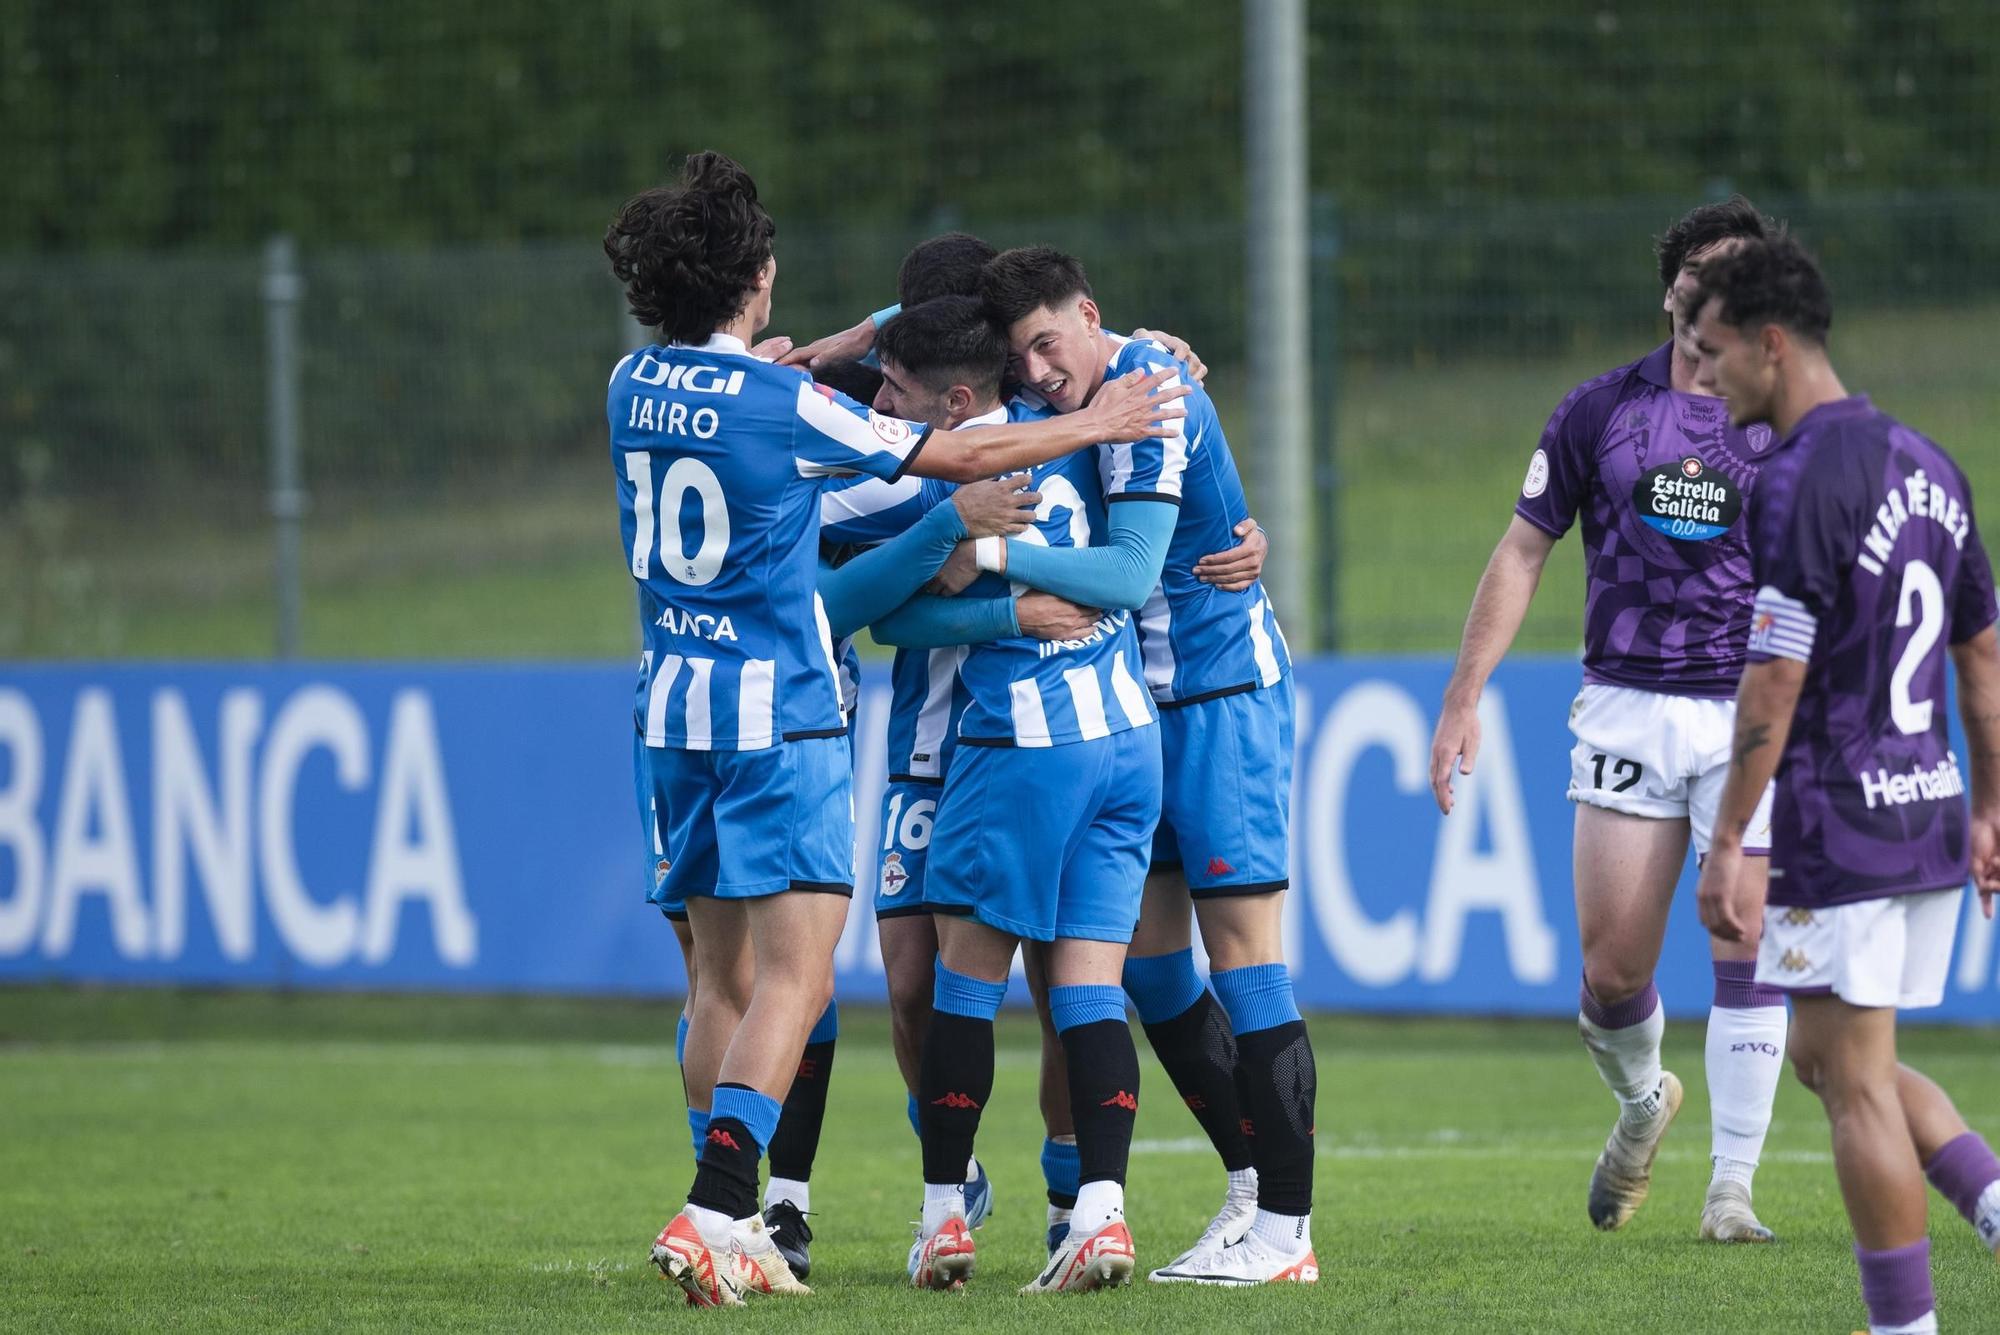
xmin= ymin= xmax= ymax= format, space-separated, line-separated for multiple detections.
xmin=1755 ymin=890 xmax=1962 ymax=1009
xmin=1567 ymin=684 xmax=1773 ymax=857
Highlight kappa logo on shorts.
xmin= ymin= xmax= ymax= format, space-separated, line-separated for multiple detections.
xmin=1205 ymin=856 xmax=1236 ymax=879
xmin=1779 ymin=948 xmax=1811 ymax=973
xmin=880 ymin=852 xmax=909 ymax=898
xmin=1782 ymin=907 xmax=1814 ymax=926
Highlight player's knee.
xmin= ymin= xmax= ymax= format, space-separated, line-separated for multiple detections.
xmin=1581 ymin=962 xmax=1651 ymax=1008
xmin=1789 ymin=1054 xmax=1822 ymax=1096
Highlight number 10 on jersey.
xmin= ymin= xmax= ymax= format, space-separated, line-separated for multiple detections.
xmin=625 ymin=452 xmax=730 ymax=587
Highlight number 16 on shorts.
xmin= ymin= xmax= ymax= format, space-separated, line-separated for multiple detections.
xmin=875 ymin=781 xmax=937 ymax=917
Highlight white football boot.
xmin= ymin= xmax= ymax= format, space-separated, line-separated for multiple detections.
xmin=1148 ymin=1182 xmax=1257 ymax=1282
xmin=1587 ymin=1070 xmax=1684 ymax=1230
xmin=1019 ymin=1217 xmax=1136 ymax=1294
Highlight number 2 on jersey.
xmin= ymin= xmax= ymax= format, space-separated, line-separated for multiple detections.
xmin=1890 ymin=559 xmax=1944 ymax=735
xmin=625 ymin=452 xmax=730 ymax=586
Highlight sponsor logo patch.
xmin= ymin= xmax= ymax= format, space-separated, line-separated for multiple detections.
xmin=1633 ymin=454 xmax=1741 ymax=541
xmin=1522 ymin=448 xmax=1550 ymax=499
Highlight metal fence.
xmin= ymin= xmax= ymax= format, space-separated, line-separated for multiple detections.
xmin=4 ymin=1 xmax=2000 ymax=660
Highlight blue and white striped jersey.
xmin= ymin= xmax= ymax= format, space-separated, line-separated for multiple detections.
xmin=1104 ymin=335 xmax=1291 ymax=703
xmin=956 ymin=401 xmax=1155 ymax=748
xmin=610 ymin=334 xmax=930 ymax=751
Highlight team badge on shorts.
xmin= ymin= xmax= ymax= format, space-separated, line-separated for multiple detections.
xmin=652 ymin=857 xmax=672 ymax=890
xmin=880 ymin=852 xmax=909 ymax=899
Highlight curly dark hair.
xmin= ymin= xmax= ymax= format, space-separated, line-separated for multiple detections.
xmin=604 ymin=151 xmax=775 ymax=345
xmin=875 ymin=295 xmax=1009 ymax=399
xmin=1687 ymin=234 xmax=1833 ymax=345
xmin=810 ymin=357 xmax=884 ymax=406
xmin=979 ymin=245 xmax=1093 ymax=330
xmin=897 ymin=232 xmax=998 ymax=306
xmin=1654 ymin=195 xmax=1778 ymax=290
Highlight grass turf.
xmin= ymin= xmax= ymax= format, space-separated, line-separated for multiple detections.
xmin=2 ymin=989 xmax=1997 ymax=1331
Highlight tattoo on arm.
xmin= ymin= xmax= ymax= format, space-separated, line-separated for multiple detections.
xmin=1732 ymin=723 xmax=1772 ymax=773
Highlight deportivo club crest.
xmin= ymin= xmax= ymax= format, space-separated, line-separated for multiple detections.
xmin=880 ymin=851 xmax=909 ymax=897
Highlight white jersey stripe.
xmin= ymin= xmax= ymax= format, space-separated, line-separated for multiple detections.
xmin=792 ymin=383 xmax=925 ymax=478
xmin=812 ymin=593 xmax=843 ymax=717
xmin=645 ymin=654 xmax=684 ymax=746
xmin=737 ymin=659 xmax=775 ymax=749
xmin=1137 ymin=586 xmax=1178 ymax=699
xmin=1009 ymin=678 xmax=1053 ymax=748
xmin=821 ymin=473 xmax=923 ymax=528
xmin=1247 ymin=597 xmax=1284 ymax=687
xmin=1109 ymin=650 xmax=1153 ymax=729
xmin=911 ymin=647 xmax=965 ymax=778
xmin=624 ymin=451 xmax=654 ymax=578
xmin=1065 ymin=664 xmax=1112 ymax=741
xmin=681 ymin=657 xmax=714 ymax=751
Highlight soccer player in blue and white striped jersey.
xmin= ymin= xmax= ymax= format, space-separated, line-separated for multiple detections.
xmin=978 ymin=248 xmax=1317 ymax=1287
xmin=606 ymin=153 xmax=1189 ymax=1307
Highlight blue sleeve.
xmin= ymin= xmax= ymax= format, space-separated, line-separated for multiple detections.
xmin=998 ymin=499 xmax=1178 ymax=611
xmin=858 ymin=302 xmax=902 ymax=369
xmin=818 ymin=498 xmax=969 ymax=638
xmin=872 ymin=594 xmax=1019 ymax=648
xmin=820 ymin=475 xmax=955 ymax=546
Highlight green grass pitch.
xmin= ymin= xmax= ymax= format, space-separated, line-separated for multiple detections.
xmin=1 ymin=988 xmax=1996 ymax=1331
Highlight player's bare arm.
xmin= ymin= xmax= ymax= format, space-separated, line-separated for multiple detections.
xmin=1016 ymin=592 xmax=1102 ymax=641
xmin=1952 ymin=625 xmax=2000 ymax=910
xmin=1696 ymin=657 xmax=1806 ymax=942
xmin=1430 ymin=515 xmax=1559 ymax=813
xmin=1192 ymin=518 xmax=1267 ymax=592
xmin=906 ymin=368 xmax=1189 ymax=484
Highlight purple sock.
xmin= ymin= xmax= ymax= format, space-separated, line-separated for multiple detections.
xmin=1856 ymin=1239 xmax=1933 ymax=1331
xmin=1580 ymin=977 xmax=1659 ymax=1030
xmin=1925 ymin=1131 xmax=2000 ymax=1225
xmin=1711 ymin=959 xmax=1786 ymax=1010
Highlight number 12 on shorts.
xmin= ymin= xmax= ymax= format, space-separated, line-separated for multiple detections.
xmin=1590 ymin=752 xmax=1643 ymax=793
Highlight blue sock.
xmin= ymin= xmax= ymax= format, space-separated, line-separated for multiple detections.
xmin=687 ymin=1106 xmax=709 ymax=1157
xmin=807 ymin=999 xmax=839 ymax=1046
xmin=907 ymin=1092 xmax=922 ymax=1140
xmin=1122 ymin=948 xmax=1206 ymax=1024
xmin=1048 ymin=983 xmax=1127 ymax=1034
xmin=1041 ymin=1136 xmax=1081 ymax=1202
xmin=1209 ymin=962 xmax=1301 ymax=1035
xmin=711 ymin=1083 xmax=784 ymax=1153
xmin=933 ymin=962 xmax=1008 ymax=1020
xmin=675 ymin=1012 xmax=689 ymax=1067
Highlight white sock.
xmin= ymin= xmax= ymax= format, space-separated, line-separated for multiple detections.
xmin=1250 ymin=1208 xmax=1310 ymax=1252
xmin=765 ymin=1175 xmax=809 ymax=1214
xmin=1710 ymin=1156 xmax=1756 ymax=1189
xmin=1226 ymin=1167 xmax=1258 ymax=1203
xmin=1705 ymin=1002 xmax=1786 ymax=1167
xmin=921 ymin=1181 xmax=965 ymax=1235
xmin=964 ymin=1155 xmax=980 ymax=1183
xmin=1578 ymin=1002 xmax=1666 ymax=1120
xmin=1069 ymin=1179 xmax=1125 ymax=1237
xmin=686 ymin=1202 xmax=735 ymax=1247
xmin=1975 ymin=1179 xmax=2000 ymax=1249
xmin=1872 ymin=1312 xmax=1938 ymax=1335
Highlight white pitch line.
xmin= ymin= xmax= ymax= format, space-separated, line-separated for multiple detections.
xmin=1130 ymin=1136 xmax=1833 ymax=1165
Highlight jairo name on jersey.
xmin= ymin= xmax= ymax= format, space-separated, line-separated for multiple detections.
xmin=654 ymin=606 xmax=738 ymax=642
xmin=1857 ymin=753 xmax=1965 ymax=810
xmin=1633 ymin=457 xmax=1740 ymax=541
xmin=1856 ymin=468 xmax=1972 ymax=577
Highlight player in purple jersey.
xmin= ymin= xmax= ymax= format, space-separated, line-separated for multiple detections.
xmin=606 ymin=153 xmax=1191 ymax=1307
xmin=1429 ymin=199 xmax=1794 ymax=1242
xmin=1689 ymin=236 xmax=2000 ymax=1335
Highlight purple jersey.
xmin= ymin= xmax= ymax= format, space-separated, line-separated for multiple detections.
xmin=1746 ymin=396 xmax=1997 ymax=908
xmin=1516 ymin=343 xmax=1777 ymax=697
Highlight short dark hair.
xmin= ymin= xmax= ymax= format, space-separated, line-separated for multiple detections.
xmin=979 ymin=246 xmax=1093 ymax=330
xmin=1655 ymin=195 xmax=1778 ymax=289
xmin=1689 ymin=234 xmax=1833 ymax=345
xmin=603 ymin=151 xmax=775 ymax=345
xmin=874 ymin=295 xmax=1009 ymax=399
xmin=897 ymin=232 xmax=997 ymax=306
xmin=810 ymin=357 xmax=883 ymax=405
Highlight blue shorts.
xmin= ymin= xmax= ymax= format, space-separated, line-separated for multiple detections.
xmin=642 ymin=736 xmax=855 ymax=913
xmin=926 ymin=726 xmax=1162 ymax=943
xmin=1151 ymin=676 xmax=1294 ymax=895
xmin=632 ymin=730 xmax=689 ymax=921
xmin=874 ymin=779 xmax=942 ymax=919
